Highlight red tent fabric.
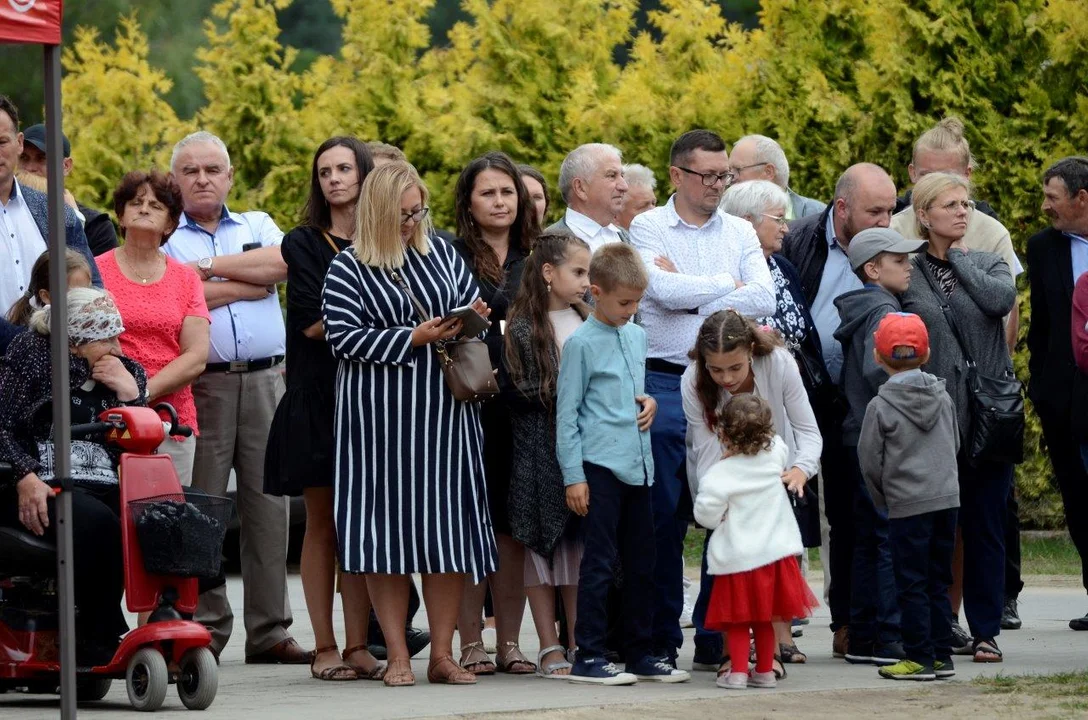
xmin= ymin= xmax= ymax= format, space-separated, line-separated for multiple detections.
xmin=0 ymin=0 xmax=62 ymax=45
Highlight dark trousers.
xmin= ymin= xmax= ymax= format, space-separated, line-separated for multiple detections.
xmin=692 ymin=529 xmax=724 ymax=659
xmin=847 ymin=446 xmax=900 ymax=646
xmin=889 ymin=508 xmax=957 ymax=666
xmin=958 ymin=458 xmax=1013 ymax=640
xmin=645 ymin=371 xmax=688 ymax=657
xmin=575 ymin=462 xmax=655 ymax=665
xmin=0 ymin=484 xmax=128 ymax=646
xmin=822 ymin=428 xmax=855 ymax=631
xmin=1005 ymin=486 xmax=1024 ymax=599
xmin=1033 ymin=410 xmax=1088 ymax=594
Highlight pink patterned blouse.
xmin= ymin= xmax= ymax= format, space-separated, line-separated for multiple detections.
xmin=97 ymin=250 xmax=211 ymax=436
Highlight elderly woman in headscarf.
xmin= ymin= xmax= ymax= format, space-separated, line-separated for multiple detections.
xmin=0 ymin=287 xmax=148 ymax=666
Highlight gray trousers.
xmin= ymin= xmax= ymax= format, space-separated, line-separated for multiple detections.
xmin=191 ymin=367 xmax=292 ymax=656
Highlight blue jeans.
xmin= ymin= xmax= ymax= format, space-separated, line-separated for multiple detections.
xmin=889 ymin=509 xmax=957 ymax=666
xmin=574 ymin=463 xmax=655 ymax=665
xmin=645 ymin=370 xmax=688 ymax=658
xmin=847 ymin=446 xmax=901 ymax=646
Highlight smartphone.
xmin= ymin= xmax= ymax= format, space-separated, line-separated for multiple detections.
xmin=442 ymin=306 xmax=490 ymax=337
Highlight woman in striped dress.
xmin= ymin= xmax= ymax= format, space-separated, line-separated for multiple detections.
xmin=322 ymin=161 xmax=497 ymax=687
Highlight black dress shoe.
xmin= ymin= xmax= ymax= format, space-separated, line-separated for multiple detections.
xmin=368 ymin=627 xmax=431 ymax=660
xmin=1070 ymin=612 xmax=1088 ymax=631
xmin=1001 ymin=597 xmax=1022 ymax=630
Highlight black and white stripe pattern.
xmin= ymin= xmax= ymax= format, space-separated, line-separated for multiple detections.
xmin=322 ymin=240 xmax=497 ymax=582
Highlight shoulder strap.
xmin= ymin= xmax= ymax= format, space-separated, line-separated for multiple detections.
xmin=319 ymin=231 xmax=340 ymax=255
xmin=916 ymin=257 xmax=975 ymax=367
xmin=389 ymin=269 xmax=432 ymax=323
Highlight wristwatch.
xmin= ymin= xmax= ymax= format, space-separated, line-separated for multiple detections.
xmin=197 ymin=256 xmax=214 ymax=280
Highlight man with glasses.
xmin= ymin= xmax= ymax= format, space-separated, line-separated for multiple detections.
xmin=629 ymin=129 xmax=775 ymax=670
xmin=728 ymin=134 xmax=825 ymax=220
xmin=162 ymin=131 xmax=309 ymax=665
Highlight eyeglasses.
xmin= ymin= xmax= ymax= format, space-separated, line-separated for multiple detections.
xmin=675 ymin=166 xmax=734 ymax=187
xmin=933 ymin=199 xmax=976 ymax=213
xmin=761 ymin=213 xmax=788 ymax=227
xmin=401 ymin=207 xmax=430 ymax=225
xmin=731 ymin=162 xmax=770 ymax=174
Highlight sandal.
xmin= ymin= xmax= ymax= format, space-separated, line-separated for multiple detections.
xmin=341 ymin=644 xmax=386 ymax=680
xmin=716 ymin=655 xmax=733 ymax=676
xmin=310 ymin=645 xmax=358 ymax=681
xmin=535 ymin=645 xmax=572 ymax=679
xmin=772 ymin=655 xmax=787 ymax=680
xmin=496 ymin=641 xmax=536 ymax=674
xmin=428 ymin=655 xmax=478 ymax=685
xmin=383 ymin=657 xmax=415 ymax=687
xmin=458 ymin=641 xmax=496 ymax=675
xmin=779 ymin=643 xmax=807 ymax=664
xmin=972 ymin=638 xmax=1003 ymax=663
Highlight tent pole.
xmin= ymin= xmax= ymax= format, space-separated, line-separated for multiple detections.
xmin=44 ymin=41 xmax=77 ymax=720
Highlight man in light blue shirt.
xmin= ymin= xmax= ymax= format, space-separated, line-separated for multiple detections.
xmin=162 ymin=131 xmax=305 ymax=664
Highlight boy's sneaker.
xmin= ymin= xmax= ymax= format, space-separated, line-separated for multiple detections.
xmin=934 ymin=659 xmax=956 ymax=678
xmin=878 ymin=659 xmax=936 ymax=681
xmin=568 ymin=657 xmax=638 ymax=685
xmin=629 ymin=656 xmax=691 ymax=683
xmin=691 ymin=648 xmax=722 ymax=672
xmin=791 ymin=618 xmax=804 ymax=638
xmin=748 ymin=669 xmax=777 ymax=688
xmin=951 ymin=620 xmax=974 ymax=655
xmin=716 ymin=671 xmax=748 ymax=690
xmin=872 ymin=641 xmax=907 ymax=667
xmin=844 ymin=639 xmax=874 ymax=664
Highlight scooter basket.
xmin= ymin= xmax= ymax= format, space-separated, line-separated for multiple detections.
xmin=130 ymin=493 xmax=233 ymax=578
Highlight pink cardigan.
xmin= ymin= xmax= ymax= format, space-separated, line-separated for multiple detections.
xmin=1073 ymin=272 xmax=1088 ymax=376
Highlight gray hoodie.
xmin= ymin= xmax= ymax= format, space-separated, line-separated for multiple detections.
xmin=858 ymin=369 xmax=960 ymax=520
xmin=833 ymin=285 xmax=900 ymax=445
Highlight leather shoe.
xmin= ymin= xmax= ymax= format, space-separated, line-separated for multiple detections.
xmin=368 ymin=627 xmax=431 ymax=661
xmin=245 ymin=637 xmax=313 ymax=665
xmin=1070 ymin=613 xmax=1088 ymax=631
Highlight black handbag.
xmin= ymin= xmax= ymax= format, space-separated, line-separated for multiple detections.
xmin=918 ymin=260 xmax=1024 ymax=466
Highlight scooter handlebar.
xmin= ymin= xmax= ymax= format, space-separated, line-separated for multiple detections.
xmin=71 ymin=421 xmax=121 ymax=438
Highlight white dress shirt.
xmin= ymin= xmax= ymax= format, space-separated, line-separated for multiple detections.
xmin=565 ymin=208 xmax=624 ymax=253
xmin=0 ymin=180 xmax=47 ymax=314
xmin=162 ymin=207 xmax=286 ymax=364
xmin=629 ymin=196 xmax=776 ymax=366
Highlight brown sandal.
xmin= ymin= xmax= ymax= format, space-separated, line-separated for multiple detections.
xmin=458 ymin=641 xmax=496 ymax=675
xmin=495 ymin=642 xmax=536 ymax=674
xmin=383 ymin=657 xmax=415 ymax=687
xmin=428 ymin=655 xmax=477 ymax=685
xmin=310 ymin=645 xmax=358 ymax=681
xmin=342 ymin=644 xmax=386 ymax=680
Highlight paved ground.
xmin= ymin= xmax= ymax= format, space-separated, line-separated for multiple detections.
xmin=2 ymin=574 xmax=1086 ymax=718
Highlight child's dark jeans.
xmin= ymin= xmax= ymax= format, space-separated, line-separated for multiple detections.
xmin=889 ymin=508 xmax=958 ymax=666
xmin=847 ymin=446 xmax=901 ymax=647
xmin=575 ymin=462 xmax=655 ymax=665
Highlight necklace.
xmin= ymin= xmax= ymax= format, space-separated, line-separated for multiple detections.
xmin=119 ymin=247 xmax=164 ymax=284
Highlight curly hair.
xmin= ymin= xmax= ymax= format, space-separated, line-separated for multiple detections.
xmin=689 ymin=309 xmax=783 ymax=429
xmin=716 ymin=394 xmax=775 ymax=457
xmin=112 ymin=169 xmax=184 ymax=244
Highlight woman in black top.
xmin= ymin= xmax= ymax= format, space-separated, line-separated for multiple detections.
xmin=451 ymin=151 xmax=540 ymax=675
xmin=264 ymin=136 xmax=384 ymax=681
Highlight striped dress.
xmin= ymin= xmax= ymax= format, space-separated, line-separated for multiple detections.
xmin=322 ymin=240 xmax=497 ymax=582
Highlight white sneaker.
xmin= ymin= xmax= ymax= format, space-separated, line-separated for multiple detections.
xmin=481 ymin=626 xmax=497 ymax=654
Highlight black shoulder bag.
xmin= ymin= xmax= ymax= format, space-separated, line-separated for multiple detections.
xmin=918 ymin=258 xmax=1024 ymax=466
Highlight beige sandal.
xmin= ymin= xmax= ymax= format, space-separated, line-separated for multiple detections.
xmin=310 ymin=645 xmax=357 ymax=681
xmin=383 ymin=657 xmax=415 ymax=687
xmin=458 ymin=640 xmax=496 ymax=675
xmin=495 ymin=641 xmax=536 ymax=674
xmin=428 ymin=655 xmax=477 ymax=685
xmin=341 ymin=644 xmax=386 ymax=680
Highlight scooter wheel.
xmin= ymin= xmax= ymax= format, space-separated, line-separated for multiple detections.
xmin=126 ymin=648 xmax=168 ymax=712
xmin=76 ymin=676 xmax=113 ymax=702
xmin=177 ymin=647 xmax=218 ymax=711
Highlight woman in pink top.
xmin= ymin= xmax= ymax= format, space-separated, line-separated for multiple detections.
xmin=97 ymin=170 xmax=211 ymax=484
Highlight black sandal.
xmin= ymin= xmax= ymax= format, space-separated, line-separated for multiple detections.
xmin=972 ymin=638 xmax=1003 ymax=663
xmin=779 ymin=643 xmax=807 ymax=664
xmin=773 ymin=654 xmax=787 ymax=679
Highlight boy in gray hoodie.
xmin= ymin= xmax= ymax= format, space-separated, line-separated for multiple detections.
xmin=860 ymin=312 xmax=960 ymax=682
xmin=833 ymin=227 xmax=927 ymax=665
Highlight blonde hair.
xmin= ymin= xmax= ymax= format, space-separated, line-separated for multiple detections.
xmin=912 ymin=172 xmax=972 ymax=239
xmin=589 ymin=243 xmax=648 ymax=293
xmin=913 ymin=117 xmax=973 ymax=172
xmin=353 ymin=161 xmax=432 ymax=270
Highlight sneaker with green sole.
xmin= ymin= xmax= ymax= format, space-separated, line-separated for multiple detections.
xmin=878 ymin=659 xmax=936 ymax=681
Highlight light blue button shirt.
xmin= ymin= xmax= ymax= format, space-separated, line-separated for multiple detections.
xmin=162 ymin=207 xmax=286 ymax=364
xmin=1071 ymin=233 xmax=1088 ymax=283
xmin=556 ymin=315 xmax=654 ymax=487
xmin=809 ymin=212 xmax=863 ymax=383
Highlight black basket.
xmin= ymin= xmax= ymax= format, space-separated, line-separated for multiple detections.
xmin=129 ymin=493 xmax=233 ymax=579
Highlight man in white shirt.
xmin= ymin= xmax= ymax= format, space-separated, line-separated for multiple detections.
xmin=162 ymin=131 xmax=306 ymax=665
xmin=545 ymin=143 xmax=630 ymax=249
xmin=629 ymin=129 xmax=775 ymax=668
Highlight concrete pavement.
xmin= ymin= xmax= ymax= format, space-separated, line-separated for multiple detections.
xmin=2 ymin=574 xmax=1086 ymax=718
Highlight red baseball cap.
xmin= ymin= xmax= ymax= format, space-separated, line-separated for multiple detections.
xmin=874 ymin=312 xmax=929 ymax=361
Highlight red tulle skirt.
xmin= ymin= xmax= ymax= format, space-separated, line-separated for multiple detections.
xmin=705 ymin=556 xmax=820 ymax=628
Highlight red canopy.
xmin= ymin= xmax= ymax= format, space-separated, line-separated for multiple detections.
xmin=0 ymin=0 xmax=62 ymax=45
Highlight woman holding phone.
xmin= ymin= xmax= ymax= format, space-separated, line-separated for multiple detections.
xmin=450 ymin=151 xmax=541 ymax=676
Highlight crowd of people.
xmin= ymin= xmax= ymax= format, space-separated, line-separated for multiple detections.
xmin=1 ymin=88 xmax=1087 ymax=690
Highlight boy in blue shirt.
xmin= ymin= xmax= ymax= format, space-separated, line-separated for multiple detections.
xmin=557 ymin=243 xmax=690 ymax=685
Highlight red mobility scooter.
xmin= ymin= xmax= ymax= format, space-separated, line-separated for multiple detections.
xmin=0 ymin=404 xmax=229 ymax=711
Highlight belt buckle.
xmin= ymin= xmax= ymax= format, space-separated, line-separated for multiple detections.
xmin=228 ymin=360 xmax=249 ymax=373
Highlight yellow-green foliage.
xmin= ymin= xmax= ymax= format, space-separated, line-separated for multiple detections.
xmin=59 ymin=0 xmax=1088 ymax=526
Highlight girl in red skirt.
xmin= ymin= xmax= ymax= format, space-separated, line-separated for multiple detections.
xmin=693 ymin=394 xmax=818 ymax=690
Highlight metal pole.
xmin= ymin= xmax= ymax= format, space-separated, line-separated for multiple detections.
xmin=44 ymin=41 xmax=77 ymax=720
